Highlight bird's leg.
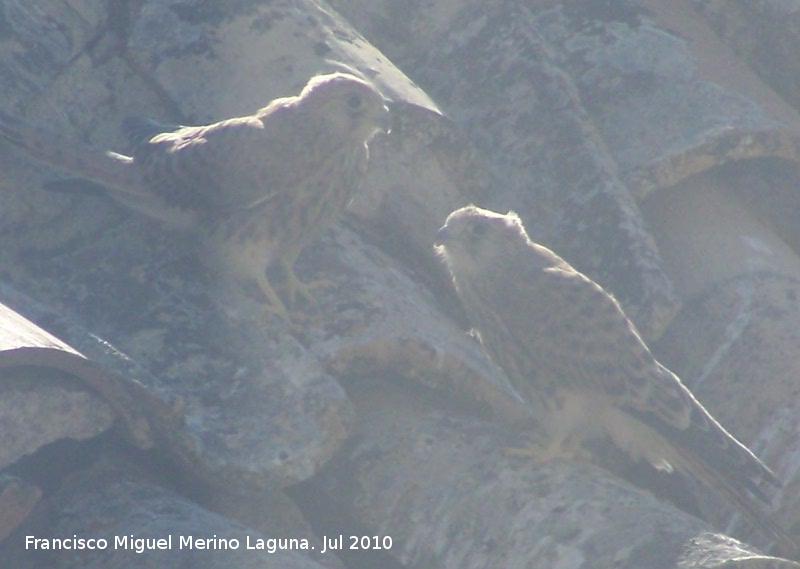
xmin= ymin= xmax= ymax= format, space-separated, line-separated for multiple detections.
xmin=280 ymin=256 xmax=334 ymax=308
xmin=255 ymin=271 xmax=292 ymax=325
xmin=504 ymin=430 xmax=591 ymax=463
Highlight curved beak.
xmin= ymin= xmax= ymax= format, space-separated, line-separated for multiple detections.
xmin=434 ymin=224 xmax=451 ymax=247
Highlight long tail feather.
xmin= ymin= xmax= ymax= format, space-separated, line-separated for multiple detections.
xmin=669 ymin=443 xmax=796 ymax=558
xmin=0 ymin=110 xmax=135 ymax=192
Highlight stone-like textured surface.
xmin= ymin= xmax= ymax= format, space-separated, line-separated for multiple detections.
xmin=678 ymin=534 xmax=800 ymax=569
xmin=312 ymin=376 xmax=788 ymax=569
xmin=318 ymin=0 xmax=800 ymax=561
xmin=0 ymin=367 xmax=113 ymax=469
xmin=351 ymin=0 xmax=680 ymax=340
xmin=0 ymin=291 xmax=160 ymax=450
xmin=693 ymin=0 xmax=800 ymax=118
xmin=301 ymin=224 xmax=529 ymax=423
xmin=0 ymin=0 xmax=452 ymax=492
xmin=0 ymin=475 xmax=41 ymax=544
xmin=535 ymin=0 xmax=800 ymax=199
xmin=657 ymin=273 xmax=800 ymax=549
xmin=0 ymin=459 xmax=330 ymax=569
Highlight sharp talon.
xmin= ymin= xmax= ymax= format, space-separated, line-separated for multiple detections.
xmin=280 ymin=258 xmax=334 ymax=308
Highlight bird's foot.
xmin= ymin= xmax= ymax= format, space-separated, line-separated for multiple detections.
xmin=255 ymin=273 xmax=294 ymax=327
xmin=280 ymin=259 xmax=334 ymax=309
xmin=504 ymin=431 xmax=590 ymax=463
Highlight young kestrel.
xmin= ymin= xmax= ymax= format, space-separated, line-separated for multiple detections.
xmin=435 ymin=205 xmax=792 ymax=551
xmin=0 ymin=72 xmax=390 ymax=322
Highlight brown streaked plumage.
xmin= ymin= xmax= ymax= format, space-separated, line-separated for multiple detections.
xmin=435 ymin=205 xmax=792 ymax=552
xmin=0 ymin=72 xmax=390 ymax=321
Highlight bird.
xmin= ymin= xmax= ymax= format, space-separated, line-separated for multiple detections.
xmin=434 ymin=204 xmax=793 ymax=553
xmin=0 ymin=72 xmax=390 ymax=323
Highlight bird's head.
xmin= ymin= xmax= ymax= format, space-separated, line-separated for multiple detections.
xmin=298 ymin=72 xmax=390 ymax=143
xmin=434 ymin=205 xmax=530 ymax=282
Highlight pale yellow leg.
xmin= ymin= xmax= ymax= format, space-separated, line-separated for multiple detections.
xmin=280 ymin=257 xmax=334 ymax=308
xmin=504 ymin=430 xmax=590 ymax=463
xmin=256 ymin=272 xmax=292 ymax=325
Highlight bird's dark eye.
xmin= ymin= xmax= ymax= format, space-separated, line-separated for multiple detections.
xmin=346 ymin=94 xmax=363 ymax=110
